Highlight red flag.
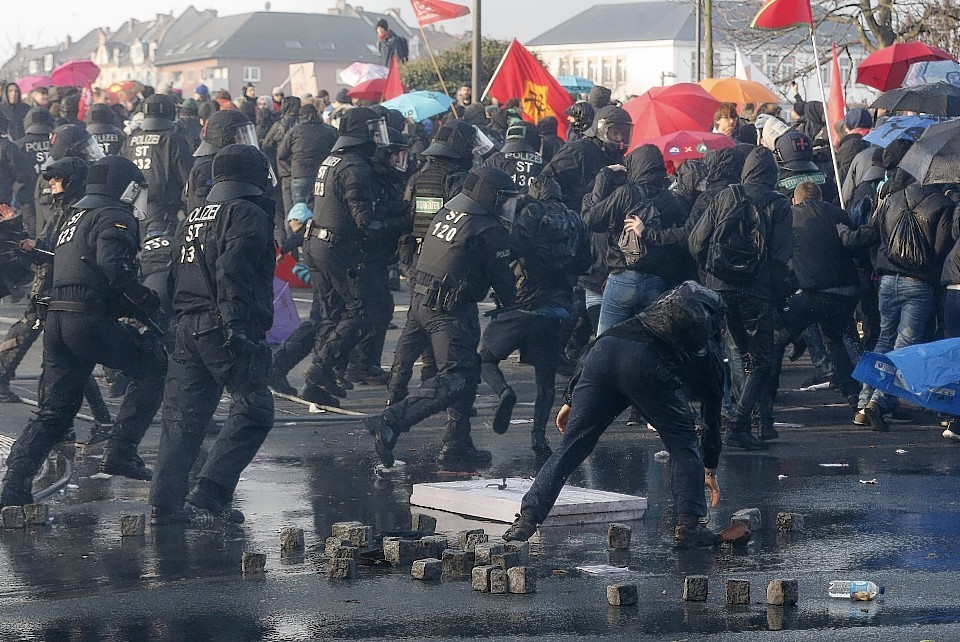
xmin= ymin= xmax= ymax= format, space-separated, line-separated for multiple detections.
xmin=411 ymin=0 xmax=470 ymax=26
xmin=750 ymin=0 xmax=813 ymax=31
xmin=384 ymin=54 xmax=405 ymax=100
xmin=485 ymin=39 xmax=574 ymax=139
xmin=827 ymin=43 xmax=845 ymax=147
xmin=76 ymin=83 xmax=94 ymax=122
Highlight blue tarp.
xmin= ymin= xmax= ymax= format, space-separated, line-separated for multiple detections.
xmin=852 ymin=338 xmax=960 ymax=414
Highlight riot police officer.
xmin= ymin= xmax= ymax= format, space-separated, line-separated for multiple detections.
xmin=14 ymin=107 xmax=55 ymax=237
xmin=0 ymin=110 xmax=33 ymax=227
xmin=34 ymin=125 xmax=105 ymax=237
xmin=367 ymin=166 xmax=518 ymax=469
xmin=120 ymin=94 xmax=193 ymax=236
xmin=85 ymin=103 xmax=126 ymax=156
xmin=184 ymin=110 xmax=257 ymax=217
xmin=485 ymin=121 xmax=544 ymax=192
xmin=297 ymin=107 xmax=391 ymax=406
xmin=149 ymin=144 xmax=275 ymax=526
xmin=0 ymin=156 xmax=167 ymax=508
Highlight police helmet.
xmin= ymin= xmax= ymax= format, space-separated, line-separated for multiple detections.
xmin=74 ymin=156 xmax=147 ymax=217
xmin=24 ymin=107 xmax=54 ymax=135
xmin=41 ymin=157 xmax=89 ymax=191
xmin=501 ymin=121 xmax=542 ymax=154
xmin=374 ymin=127 xmax=410 ymax=172
xmin=333 ymin=106 xmax=389 ymax=152
xmin=587 ymin=105 xmax=633 ymax=155
xmin=141 ymin=94 xmax=177 ymax=131
xmin=194 ymin=109 xmax=255 ymax=157
xmin=564 ymin=101 xmax=595 ymax=128
xmin=445 ymin=166 xmax=519 ymax=221
xmin=207 ymin=143 xmax=272 ymax=202
xmin=50 ymin=124 xmax=105 ymax=162
xmin=85 ymin=103 xmax=116 ymax=126
xmin=775 ymin=130 xmax=818 ymax=172
xmin=369 ymin=104 xmax=406 ymax=131
xmin=422 ymin=120 xmax=477 ymax=161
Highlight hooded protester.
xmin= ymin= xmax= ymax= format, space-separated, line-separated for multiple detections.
xmin=174 ymin=98 xmax=202 ymax=151
xmin=85 ymin=103 xmax=126 ymax=156
xmin=2 ymin=83 xmax=30 ymax=141
xmin=564 ymin=102 xmax=595 ymax=143
xmin=277 ymin=103 xmax=338 ymax=207
xmin=834 ymin=109 xmax=873 ymax=185
xmin=262 ymin=95 xmax=302 ymax=233
xmin=56 ymin=94 xmax=85 ymax=129
xmin=588 ymin=85 xmax=613 ymax=110
xmin=537 ymin=116 xmax=563 ymax=164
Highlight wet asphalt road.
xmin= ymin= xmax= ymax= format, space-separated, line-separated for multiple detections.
xmin=1 ymin=292 xmax=960 ymax=641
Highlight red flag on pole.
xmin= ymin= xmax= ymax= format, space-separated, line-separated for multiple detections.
xmin=384 ymin=54 xmax=405 ymax=100
xmin=749 ymin=0 xmax=813 ymax=31
xmin=76 ymin=83 xmax=93 ymax=122
xmin=484 ymin=39 xmax=574 ymax=139
xmin=827 ymin=43 xmax=845 ymax=147
xmin=411 ymin=0 xmax=470 ymax=26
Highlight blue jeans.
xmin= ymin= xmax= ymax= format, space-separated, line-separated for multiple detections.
xmin=597 ymin=270 xmax=667 ymax=335
xmin=290 ymin=177 xmax=313 ymax=207
xmin=859 ymin=274 xmax=935 ymax=411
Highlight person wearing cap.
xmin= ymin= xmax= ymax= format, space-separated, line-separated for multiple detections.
xmin=376 ymin=18 xmax=407 ymax=65
xmin=835 ymin=108 xmax=874 ymax=186
xmin=148 ymin=143 xmax=275 ymax=526
xmin=193 ymin=84 xmax=210 ymax=102
xmin=120 ymin=94 xmax=194 ymax=236
xmin=13 ymin=107 xmax=55 ymax=236
xmin=0 ymin=155 xmax=168 ymax=508
xmin=85 ymin=103 xmax=126 ymax=156
xmin=174 ymin=98 xmax=202 ymax=151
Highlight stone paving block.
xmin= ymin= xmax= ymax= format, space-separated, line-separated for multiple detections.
xmin=327 ymin=558 xmax=356 ymax=579
xmin=324 ymin=537 xmax=352 ymax=557
xmin=504 ymin=541 xmax=530 ymax=565
xmin=442 ymin=549 xmax=474 ymax=577
xmin=280 ymin=527 xmax=304 ymax=551
xmin=775 ymin=512 xmax=804 ymax=532
xmin=458 ymin=529 xmax=484 ymax=550
xmin=474 ymin=542 xmax=505 ymax=565
xmin=460 ymin=531 xmax=488 ymax=553
xmin=607 ymin=549 xmax=631 ymax=567
xmin=2 ymin=506 xmax=25 ymax=529
xmin=607 ymin=583 xmax=638 ymax=606
xmin=683 ymin=575 xmax=709 ymax=601
xmin=472 ymin=564 xmax=495 ymax=592
xmin=726 ymin=579 xmax=751 ymax=605
xmin=332 ymin=546 xmax=358 ymax=561
xmin=766 ymin=578 xmax=798 ymax=606
xmin=120 ymin=514 xmax=145 ymax=537
xmin=241 ymin=552 xmax=266 ymax=574
xmin=331 ymin=521 xmax=372 ymax=549
xmin=489 ymin=568 xmax=509 ymax=594
xmin=383 ymin=538 xmax=417 ymax=566
xmin=491 ymin=551 xmax=520 ymax=570
xmin=607 ymin=523 xmax=632 ymax=550
xmin=731 ymin=508 xmax=762 ymax=532
xmin=411 ymin=513 xmax=437 ymax=535
xmin=418 ymin=535 xmax=448 ymax=559
xmin=507 ymin=566 xmax=537 ymax=594
xmin=411 ymin=557 xmax=442 ymax=581
xmin=23 ymin=504 xmax=48 ymax=526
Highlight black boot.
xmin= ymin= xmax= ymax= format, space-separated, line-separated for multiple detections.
xmin=0 ymin=475 xmax=33 ymax=508
xmin=299 ymin=382 xmax=340 ymax=407
xmin=268 ymin=372 xmax=297 ymax=396
xmin=99 ymin=440 xmax=152 ymax=481
xmin=503 ymin=513 xmax=538 ymax=541
xmin=365 ymin=413 xmax=399 ymax=468
xmin=492 ymin=387 xmax=517 ymax=435
xmin=0 ymin=380 xmax=20 ymax=403
xmin=438 ymin=441 xmax=492 ymax=469
xmin=531 ymin=429 xmax=552 ymax=459
xmin=186 ymin=480 xmax=245 ymax=524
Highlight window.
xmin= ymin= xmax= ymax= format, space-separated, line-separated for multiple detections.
xmin=574 ymin=58 xmax=585 ymax=78
xmin=602 ymin=57 xmax=613 ymax=85
xmin=586 ymin=58 xmax=595 ymax=83
xmin=243 ymin=66 xmax=261 ymax=82
xmin=617 ymin=56 xmax=627 ymax=83
xmin=558 ymin=57 xmax=569 ymax=77
xmin=27 ymin=60 xmax=38 ymax=74
xmin=43 ymin=53 xmax=53 ymax=72
xmin=186 ymin=69 xmax=195 ymax=82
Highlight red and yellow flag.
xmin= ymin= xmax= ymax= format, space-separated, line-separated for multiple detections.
xmin=750 ymin=0 xmax=813 ymax=31
xmin=485 ymin=39 xmax=574 ymax=139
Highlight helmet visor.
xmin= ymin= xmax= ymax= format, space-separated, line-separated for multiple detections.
xmin=367 ymin=117 xmax=390 ymax=146
xmin=119 ymin=181 xmax=149 ymax=220
xmin=392 ymin=149 xmax=409 ymax=173
xmin=473 ymin=126 xmax=495 ymax=157
xmin=598 ymin=120 xmax=633 ymax=148
xmin=495 ymin=189 xmax=521 ymax=226
xmin=234 ymin=123 xmax=260 ymax=149
xmin=78 ymin=135 xmax=106 ymax=163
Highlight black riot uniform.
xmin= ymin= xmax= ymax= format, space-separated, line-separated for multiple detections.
xmin=0 ymin=109 xmax=33 ymax=216
xmin=485 ymin=121 xmax=544 ymax=192
xmin=13 ymin=108 xmax=55 ymax=237
xmin=367 ymin=166 xmax=518 ymax=469
xmin=85 ymin=103 xmax=126 ymax=156
xmin=184 ymin=110 xmax=255 ymax=217
xmin=297 ymin=107 xmax=392 ymax=407
xmin=34 ymin=125 xmax=105 ymax=239
xmin=149 ymin=144 xmax=275 ymax=526
xmin=120 ymin=94 xmax=193 ymax=236
xmin=0 ymin=156 xmax=168 ymax=508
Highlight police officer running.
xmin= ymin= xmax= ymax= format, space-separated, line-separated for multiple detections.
xmin=149 ymin=144 xmax=275 ymax=526
xmin=0 ymin=156 xmax=167 ymax=508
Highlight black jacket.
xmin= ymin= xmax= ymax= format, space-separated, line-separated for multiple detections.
xmin=542 ymin=136 xmax=619 ymax=213
xmin=312 ymin=149 xmax=386 ymax=247
xmin=87 ymin=123 xmax=127 ymax=157
xmin=1 ymin=83 xmax=30 ymax=142
xmin=537 ymin=117 xmax=563 ymax=164
xmin=835 ymin=133 xmax=869 ymax=187
xmin=0 ymin=138 xmax=32 ymax=206
xmin=120 ymin=129 xmax=193 ymax=212
xmin=689 ymin=147 xmax=793 ymax=296
xmin=277 ymin=115 xmax=338 ymax=180
xmin=378 ymin=30 xmax=406 ymax=66
xmin=174 ymin=116 xmax=202 ymax=153
xmin=941 ymin=204 xmax=960 ymax=286
xmin=790 ymin=198 xmax=858 ymax=290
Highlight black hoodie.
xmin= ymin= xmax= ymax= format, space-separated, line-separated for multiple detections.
xmin=537 ymin=116 xmax=563 ymax=164
xmin=1 ymin=83 xmax=30 ymax=141
xmin=277 ymin=107 xmax=339 ymax=180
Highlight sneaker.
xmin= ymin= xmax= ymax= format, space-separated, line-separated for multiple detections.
xmin=0 ymin=381 xmax=21 ymax=403
xmin=492 ymin=388 xmax=517 ymax=435
xmin=503 ymin=513 xmax=538 ymax=542
xmin=863 ymin=400 xmax=890 ymax=433
xmin=268 ymin=373 xmax=297 ymax=396
xmin=759 ymin=423 xmax=779 ymax=441
xmin=438 ymin=443 xmax=492 ymax=468
xmin=942 ymin=428 xmax=960 ymax=442
xmin=674 ymin=523 xmax=721 ymax=549
xmin=364 ymin=414 xmax=397 ymax=468
xmin=185 ymin=492 xmax=245 ymax=524
xmin=724 ymin=430 xmax=769 ymax=451
xmin=853 ymin=410 xmax=868 ymax=426
xmin=299 ymin=383 xmax=341 ymax=408
xmin=99 ymin=449 xmax=152 ymax=481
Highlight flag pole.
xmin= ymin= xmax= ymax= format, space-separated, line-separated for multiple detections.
xmin=417 ymin=23 xmax=458 ymax=117
xmin=809 ymin=28 xmax=846 ymax=209
xmin=480 ymin=38 xmax=514 ymax=101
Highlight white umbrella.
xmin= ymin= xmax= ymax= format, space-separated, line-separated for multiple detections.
xmin=338 ymin=62 xmax=389 ymax=87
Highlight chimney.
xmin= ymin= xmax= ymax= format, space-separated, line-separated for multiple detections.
xmin=128 ymin=18 xmax=138 ymax=31
xmin=62 ymin=35 xmax=72 ymax=51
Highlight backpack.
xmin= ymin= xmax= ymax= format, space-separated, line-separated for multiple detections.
xmin=393 ymin=35 xmax=409 ymax=63
xmin=705 ymin=184 xmax=768 ymax=284
xmin=886 ymin=207 xmax=933 ymax=273
xmin=533 ymin=201 xmax=587 ymax=272
xmin=617 ymin=188 xmax=661 ymax=269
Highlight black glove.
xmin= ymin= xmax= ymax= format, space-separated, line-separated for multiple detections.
xmin=223 ymin=326 xmax=256 ymax=355
xmin=132 ymin=289 xmax=162 ymax=318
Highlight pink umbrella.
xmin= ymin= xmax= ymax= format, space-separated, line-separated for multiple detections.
xmin=16 ymin=75 xmax=52 ymax=93
xmin=638 ymin=129 xmax=736 ymax=159
xmin=51 ymin=60 xmax=100 ymax=87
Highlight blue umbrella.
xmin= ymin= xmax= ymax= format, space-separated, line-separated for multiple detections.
xmin=903 ymin=60 xmax=960 ymax=88
xmin=853 ymin=338 xmax=960 ymax=415
xmin=863 ymin=114 xmax=944 ymax=148
xmin=556 ymin=75 xmax=594 ymax=94
xmin=381 ymin=91 xmax=455 ymax=121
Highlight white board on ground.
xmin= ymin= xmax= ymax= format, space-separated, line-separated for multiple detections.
xmin=410 ymin=478 xmax=646 ymax=525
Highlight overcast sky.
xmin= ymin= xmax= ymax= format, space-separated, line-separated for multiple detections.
xmin=1 ymin=0 xmax=648 ymax=62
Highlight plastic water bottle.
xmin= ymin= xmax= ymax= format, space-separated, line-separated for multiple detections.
xmin=828 ymin=580 xmax=884 ymax=600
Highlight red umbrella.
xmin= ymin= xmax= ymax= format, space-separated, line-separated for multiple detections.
xmin=622 ymin=83 xmax=720 ymax=149
xmin=15 ymin=75 xmax=52 ymax=93
xmin=348 ymin=78 xmax=388 ymax=102
xmin=639 ymin=129 xmax=736 ymax=160
xmin=857 ymin=42 xmax=956 ymax=91
xmin=51 ymin=60 xmax=101 ymax=87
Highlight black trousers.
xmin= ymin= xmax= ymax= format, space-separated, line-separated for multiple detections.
xmin=149 ymin=312 xmax=274 ymax=513
xmin=350 ymin=262 xmax=394 ymax=371
xmin=720 ymin=290 xmax=775 ymax=432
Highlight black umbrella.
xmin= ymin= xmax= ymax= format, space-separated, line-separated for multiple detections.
xmin=899 ymin=119 xmax=960 ymax=184
xmin=870 ymin=81 xmax=960 ymax=116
